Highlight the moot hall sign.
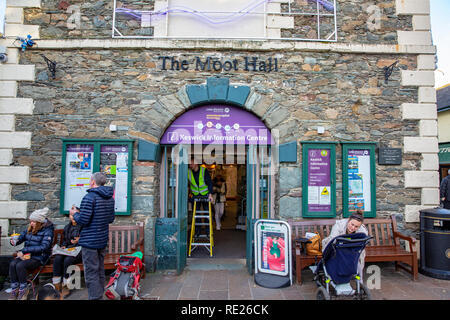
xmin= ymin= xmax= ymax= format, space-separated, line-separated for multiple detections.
xmin=159 ymin=56 xmax=280 ymax=73
xmin=160 ymin=105 xmax=273 ymax=145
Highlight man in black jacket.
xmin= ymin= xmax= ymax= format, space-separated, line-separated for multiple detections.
xmin=72 ymin=172 xmax=115 ymax=300
xmin=440 ymin=170 xmax=450 ymax=209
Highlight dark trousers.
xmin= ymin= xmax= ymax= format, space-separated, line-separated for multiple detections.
xmin=53 ymin=252 xmax=82 ymax=279
xmin=443 ymin=200 xmax=450 ymax=209
xmin=82 ymin=247 xmax=106 ymax=300
xmin=9 ymin=258 xmax=41 ymax=288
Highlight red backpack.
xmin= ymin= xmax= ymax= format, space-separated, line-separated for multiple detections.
xmin=105 ymin=255 xmax=143 ymax=300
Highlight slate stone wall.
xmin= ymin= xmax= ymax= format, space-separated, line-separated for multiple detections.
xmin=9 ymin=48 xmax=422 ymax=248
xmin=24 ymin=0 xmax=411 ymax=43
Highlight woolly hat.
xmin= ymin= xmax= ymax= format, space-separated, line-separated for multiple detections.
xmin=29 ymin=207 xmax=49 ymax=223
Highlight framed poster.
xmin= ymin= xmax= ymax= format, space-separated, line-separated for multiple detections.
xmin=255 ymin=220 xmax=291 ymax=277
xmin=342 ymin=142 xmax=376 ymax=218
xmin=100 ymin=145 xmax=130 ymax=213
xmin=60 ymin=139 xmax=133 ymax=215
xmin=63 ymin=144 xmax=94 ymax=211
xmin=302 ymin=142 xmax=337 ymax=218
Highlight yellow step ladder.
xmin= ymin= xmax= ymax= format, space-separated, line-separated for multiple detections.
xmin=188 ymin=198 xmax=214 ymax=257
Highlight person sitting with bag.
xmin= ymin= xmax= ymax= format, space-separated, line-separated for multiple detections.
xmin=322 ymin=210 xmax=368 ymax=278
xmin=8 ymin=207 xmax=54 ymax=300
xmin=51 ymin=205 xmax=82 ymax=298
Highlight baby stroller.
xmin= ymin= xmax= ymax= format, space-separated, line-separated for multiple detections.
xmin=309 ymin=232 xmax=373 ymax=300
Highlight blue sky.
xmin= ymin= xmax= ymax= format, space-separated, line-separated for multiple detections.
xmin=430 ymin=0 xmax=450 ymax=88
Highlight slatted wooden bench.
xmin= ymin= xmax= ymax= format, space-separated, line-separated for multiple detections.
xmin=32 ymin=223 xmax=145 ymax=280
xmin=288 ymin=215 xmax=418 ymax=284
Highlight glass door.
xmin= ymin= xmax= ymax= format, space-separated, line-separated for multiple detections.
xmin=175 ymin=145 xmax=189 ymax=274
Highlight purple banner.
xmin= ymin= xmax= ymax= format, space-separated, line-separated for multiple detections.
xmin=160 ymin=105 xmax=273 ymax=145
xmin=307 ymin=149 xmax=331 ymax=212
xmin=101 ymin=145 xmax=128 ymax=153
xmin=348 ymin=149 xmax=370 ymax=157
xmin=67 ymin=144 xmax=94 ymax=152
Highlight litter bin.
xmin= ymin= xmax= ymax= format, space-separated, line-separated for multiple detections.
xmin=419 ymin=207 xmax=450 ymax=280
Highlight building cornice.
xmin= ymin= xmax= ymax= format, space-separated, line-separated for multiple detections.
xmin=0 ymin=38 xmax=437 ymax=55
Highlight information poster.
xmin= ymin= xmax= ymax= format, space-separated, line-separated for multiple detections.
xmin=100 ymin=145 xmax=129 ymax=212
xmin=307 ymin=149 xmax=331 ymax=212
xmin=64 ymin=144 xmax=94 ymax=211
xmin=347 ymin=149 xmax=371 ymax=212
xmin=256 ymin=221 xmax=289 ymax=277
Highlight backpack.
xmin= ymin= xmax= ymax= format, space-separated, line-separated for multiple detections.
xmin=105 ymin=254 xmax=143 ymax=300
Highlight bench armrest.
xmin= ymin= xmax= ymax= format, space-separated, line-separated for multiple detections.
xmin=294 ymin=238 xmax=311 ymax=254
xmin=393 ymin=231 xmax=417 ymax=252
xmin=131 ymin=238 xmax=145 ymax=251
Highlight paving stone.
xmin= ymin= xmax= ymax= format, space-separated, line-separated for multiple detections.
xmin=1 ymin=262 xmax=449 ymax=300
xmin=198 ymin=290 xmax=228 ymax=300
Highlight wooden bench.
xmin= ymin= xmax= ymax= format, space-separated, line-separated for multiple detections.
xmin=32 ymin=223 xmax=145 ymax=280
xmin=288 ymin=216 xmax=418 ymax=284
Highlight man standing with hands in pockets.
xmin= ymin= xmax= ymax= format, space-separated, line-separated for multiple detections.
xmin=71 ymin=172 xmax=115 ymax=300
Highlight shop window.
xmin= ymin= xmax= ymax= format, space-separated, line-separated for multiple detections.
xmin=112 ymin=0 xmax=338 ymax=42
xmin=60 ymin=139 xmax=133 ymax=215
xmin=341 ymin=142 xmax=376 ymax=218
xmin=301 ymin=142 xmax=337 ymax=218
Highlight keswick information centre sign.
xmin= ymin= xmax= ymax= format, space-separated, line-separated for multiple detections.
xmin=160 ymin=104 xmax=273 ymax=145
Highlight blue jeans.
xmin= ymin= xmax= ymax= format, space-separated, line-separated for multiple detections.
xmin=81 ymin=247 xmax=106 ymax=300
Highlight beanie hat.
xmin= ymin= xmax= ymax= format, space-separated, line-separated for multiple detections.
xmin=29 ymin=207 xmax=49 ymax=223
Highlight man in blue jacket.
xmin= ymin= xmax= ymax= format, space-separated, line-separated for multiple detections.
xmin=72 ymin=172 xmax=115 ymax=300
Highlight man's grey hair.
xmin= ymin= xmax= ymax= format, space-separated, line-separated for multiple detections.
xmin=91 ymin=172 xmax=107 ymax=186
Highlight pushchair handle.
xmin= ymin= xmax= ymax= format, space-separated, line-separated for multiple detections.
xmin=334 ymin=235 xmax=373 ymax=243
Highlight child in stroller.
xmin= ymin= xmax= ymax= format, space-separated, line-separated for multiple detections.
xmin=310 ymin=232 xmax=373 ymax=300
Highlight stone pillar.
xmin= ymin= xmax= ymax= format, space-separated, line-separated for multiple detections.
xmin=0 ymin=0 xmax=40 ymax=254
xmin=397 ymin=0 xmax=439 ymax=223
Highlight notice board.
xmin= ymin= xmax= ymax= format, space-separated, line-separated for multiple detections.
xmin=301 ymin=142 xmax=337 ymax=218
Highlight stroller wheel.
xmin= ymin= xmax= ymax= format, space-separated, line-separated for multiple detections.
xmin=316 ymin=287 xmax=330 ymax=300
xmin=358 ymin=283 xmax=372 ymax=300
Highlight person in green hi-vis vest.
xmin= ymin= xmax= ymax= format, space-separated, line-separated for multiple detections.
xmin=188 ymin=157 xmax=214 ymax=236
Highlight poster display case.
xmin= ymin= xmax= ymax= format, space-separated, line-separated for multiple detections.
xmin=301 ymin=142 xmax=337 ymax=218
xmin=342 ymin=142 xmax=376 ymax=218
xmin=60 ymin=139 xmax=133 ymax=215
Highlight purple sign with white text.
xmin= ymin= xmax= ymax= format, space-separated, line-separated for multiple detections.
xmin=67 ymin=144 xmax=94 ymax=152
xmin=160 ymin=105 xmax=273 ymax=145
xmin=307 ymin=149 xmax=331 ymax=212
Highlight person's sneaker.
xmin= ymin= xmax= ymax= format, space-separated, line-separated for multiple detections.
xmin=8 ymin=288 xmax=18 ymax=300
xmin=17 ymin=287 xmax=29 ymax=300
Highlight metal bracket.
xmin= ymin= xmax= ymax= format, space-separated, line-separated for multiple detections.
xmin=383 ymin=60 xmax=398 ymax=84
xmin=41 ymin=54 xmax=57 ymax=79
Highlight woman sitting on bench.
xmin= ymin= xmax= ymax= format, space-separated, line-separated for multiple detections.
xmin=8 ymin=207 xmax=54 ymax=300
xmin=322 ymin=210 xmax=368 ymax=279
xmin=52 ymin=205 xmax=82 ymax=298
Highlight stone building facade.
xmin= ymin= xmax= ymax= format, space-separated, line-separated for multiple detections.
xmin=0 ymin=0 xmax=439 ymax=267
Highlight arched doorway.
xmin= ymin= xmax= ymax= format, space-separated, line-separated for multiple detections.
xmin=158 ymin=104 xmax=275 ymax=274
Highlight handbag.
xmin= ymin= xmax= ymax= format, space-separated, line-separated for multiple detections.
xmin=306 ymin=233 xmax=322 ymax=256
xmin=52 ymin=244 xmax=81 ymax=257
